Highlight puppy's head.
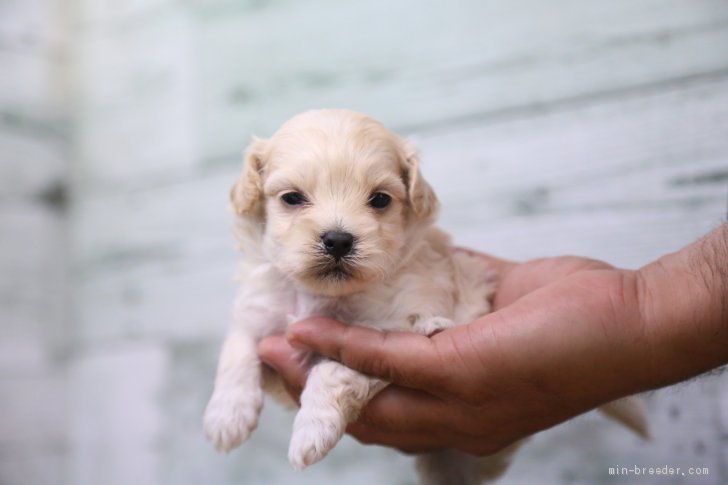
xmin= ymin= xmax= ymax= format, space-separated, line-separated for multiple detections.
xmin=231 ymin=109 xmax=438 ymax=296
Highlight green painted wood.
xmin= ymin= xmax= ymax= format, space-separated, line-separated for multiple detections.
xmin=2 ymin=0 xmax=727 ymax=483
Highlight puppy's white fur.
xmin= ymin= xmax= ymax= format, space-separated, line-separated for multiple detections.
xmin=203 ymin=109 xmax=648 ymax=483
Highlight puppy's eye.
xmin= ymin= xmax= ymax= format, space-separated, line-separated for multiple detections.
xmin=368 ymin=192 xmax=391 ymax=209
xmin=281 ymin=192 xmax=307 ymax=206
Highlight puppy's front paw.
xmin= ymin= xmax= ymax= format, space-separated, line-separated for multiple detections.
xmin=203 ymin=386 xmax=262 ymax=453
xmin=288 ymin=408 xmax=344 ymax=470
xmin=413 ymin=316 xmax=456 ymax=336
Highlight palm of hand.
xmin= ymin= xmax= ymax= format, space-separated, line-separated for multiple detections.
xmin=347 ymin=255 xmax=645 ymax=454
xmin=260 ymin=253 xmax=646 ymax=455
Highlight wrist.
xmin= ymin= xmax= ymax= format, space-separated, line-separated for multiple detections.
xmin=636 ymin=223 xmax=728 ymax=387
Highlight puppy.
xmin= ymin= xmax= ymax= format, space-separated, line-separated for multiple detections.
xmin=203 ymin=109 xmax=648 ymax=483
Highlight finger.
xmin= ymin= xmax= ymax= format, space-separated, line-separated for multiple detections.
xmin=287 ymin=318 xmax=448 ymax=391
xmin=346 ymin=422 xmax=447 ymax=454
xmin=257 ymin=335 xmax=312 ymax=396
xmin=356 ymin=386 xmax=452 ymax=434
xmin=348 ymin=422 xmax=499 ymax=456
xmin=346 ymin=386 xmax=455 ymax=453
xmin=356 ymin=385 xmax=496 ymax=443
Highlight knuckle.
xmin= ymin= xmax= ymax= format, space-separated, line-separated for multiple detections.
xmin=351 ymin=331 xmax=398 ymax=380
xmin=366 ymin=357 xmax=394 ymax=381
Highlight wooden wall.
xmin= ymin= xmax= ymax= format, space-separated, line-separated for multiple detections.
xmin=1 ymin=0 xmax=727 ymax=483
xmin=0 ymin=0 xmax=69 ymax=483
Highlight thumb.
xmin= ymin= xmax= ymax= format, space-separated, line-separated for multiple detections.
xmin=287 ymin=317 xmax=449 ymax=391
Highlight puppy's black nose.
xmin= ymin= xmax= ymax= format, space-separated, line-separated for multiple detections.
xmin=322 ymin=231 xmax=354 ymax=259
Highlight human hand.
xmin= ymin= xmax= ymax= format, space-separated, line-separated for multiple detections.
xmin=260 ymin=222 xmax=728 ymax=456
xmin=258 ymin=253 xmax=654 ymax=455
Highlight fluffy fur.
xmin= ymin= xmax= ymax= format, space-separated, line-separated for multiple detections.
xmin=203 ymin=109 xmax=648 ymax=483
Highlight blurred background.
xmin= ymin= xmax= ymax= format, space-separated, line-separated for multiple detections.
xmin=1 ymin=0 xmax=727 ymax=484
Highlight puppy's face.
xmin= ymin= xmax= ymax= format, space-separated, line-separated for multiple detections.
xmin=232 ymin=110 xmax=438 ymax=296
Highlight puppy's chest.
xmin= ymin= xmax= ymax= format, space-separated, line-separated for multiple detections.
xmin=290 ymin=274 xmax=455 ymax=332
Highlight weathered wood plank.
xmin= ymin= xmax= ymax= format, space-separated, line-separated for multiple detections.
xmin=73 ymin=0 xmax=728 ymax=190
xmin=72 ymin=173 xmax=236 ymax=342
xmin=0 ymin=0 xmax=69 ymax=197
xmin=0 ymin=0 xmax=66 ymax=109
xmin=422 ymin=78 xmax=728 ymax=266
xmin=43 ymin=1 xmax=728 ymax=483
xmin=195 ymin=0 xmax=728 ymax=167
xmin=73 ymin=8 xmax=198 ymax=187
xmin=0 ymin=205 xmax=68 ymax=368
xmin=0 ymin=128 xmax=67 ymax=199
xmin=67 ymin=343 xmax=167 ymax=485
xmin=72 ymin=78 xmax=728 ymax=345
xmin=0 ymin=375 xmax=67 ymax=485
xmin=0 ymin=3 xmax=71 ymax=485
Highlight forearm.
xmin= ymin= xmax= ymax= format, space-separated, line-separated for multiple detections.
xmin=638 ymin=222 xmax=728 ymax=387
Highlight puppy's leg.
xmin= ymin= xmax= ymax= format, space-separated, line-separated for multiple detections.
xmin=412 ymin=315 xmax=456 ymax=336
xmin=203 ymin=329 xmax=263 ymax=452
xmin=288 ymin=360 xmax=386 ymax=470
xmin=598 ymin=396 xmax=650 ymax=439
xmin=416 ymin=443 xmax=522 ymax=485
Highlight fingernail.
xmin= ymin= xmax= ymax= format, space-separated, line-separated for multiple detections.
xmin=285 ymin=328 xmax=312 ymax=351
xmin=257 ymin=336 xmax=283 ymax=363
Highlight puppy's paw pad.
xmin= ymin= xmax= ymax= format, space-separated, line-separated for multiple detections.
xmin=414 ymin=316 xmax=456 ymax=336
xmin=288 ymin=423 xmax=339 ymax=470
xmin=203 ymin=388 xmax=262 ymax=453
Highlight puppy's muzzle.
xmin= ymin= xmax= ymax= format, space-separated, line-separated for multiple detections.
xmin=321 ymin=231 xmax=354 ymax=259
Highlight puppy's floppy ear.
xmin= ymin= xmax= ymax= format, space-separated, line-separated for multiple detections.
xmin=231 ymin=137 xmax=267 ymax=217
xmin=400 ymin=139 xmax=439 ymax=220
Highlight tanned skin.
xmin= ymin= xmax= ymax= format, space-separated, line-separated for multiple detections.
xmin=259 ymin=223 xmax=728 ymax=455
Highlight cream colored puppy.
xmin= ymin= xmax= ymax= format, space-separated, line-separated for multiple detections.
xmin=203 ymin=109 xmax=647 ymax=483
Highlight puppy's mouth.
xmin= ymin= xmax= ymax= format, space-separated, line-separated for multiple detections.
xmin=318 ymin=266 xmax=352 ymax=280
xmin=314 ymin=259 xmax=357 ymax=281
xmin=309 ymin=249 xmax=360 ymax=282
